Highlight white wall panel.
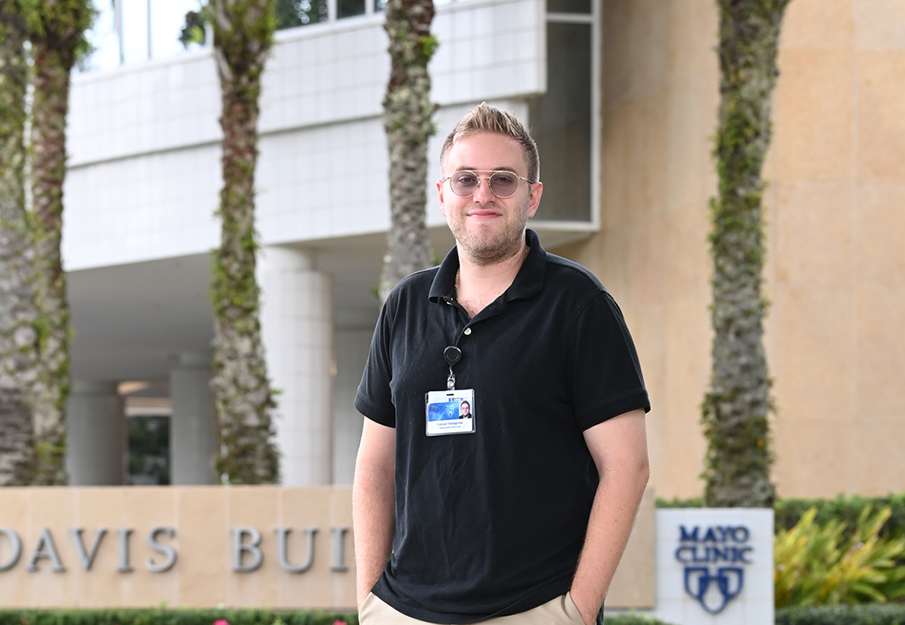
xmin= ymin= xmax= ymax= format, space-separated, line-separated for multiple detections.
xmin=68 ymin=52 xmax=221 ymax=167
xmin=63 ymin=144 xmax=221 ymax=269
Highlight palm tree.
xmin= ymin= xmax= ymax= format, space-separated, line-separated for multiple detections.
xmin=377 ymin=0 xmax=437 ymax=303
xmin=22 ymin=0 xmax=94 ymax=485
xmin=0 ymin=2 xmax=38 ymax=485
xmin=208 ymin=0 xmax=280 ymax=484
xmin=702 ymin=0 xmax=790 ymax=508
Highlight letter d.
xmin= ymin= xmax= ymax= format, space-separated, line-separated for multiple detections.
xmin=0 ymin=529 xmax=22 ymax=571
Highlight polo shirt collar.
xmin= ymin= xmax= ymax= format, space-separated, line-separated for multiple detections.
xmin=428 ymin=229 xmax=547 ymax=303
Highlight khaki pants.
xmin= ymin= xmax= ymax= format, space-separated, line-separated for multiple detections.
xmin=359 ymin=591 xmax=586 ymax=625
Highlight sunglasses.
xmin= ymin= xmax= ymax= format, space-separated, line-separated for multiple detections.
xmin=441 ymin=170 xmax=532 ymax=199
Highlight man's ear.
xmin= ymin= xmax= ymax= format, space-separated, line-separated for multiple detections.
xmin=437 ymin=178 xmax=448 ymax=217
xmin=527 ymin=181 xmax=543 ymax=219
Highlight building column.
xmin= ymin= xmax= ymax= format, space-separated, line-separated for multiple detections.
xmin=65 ymin=380 xmax=125 ymax=485
xmin=258 ymin=246 xmax=334 ymax=485
xmin=170 ymin=352 xmax=217 ymax=485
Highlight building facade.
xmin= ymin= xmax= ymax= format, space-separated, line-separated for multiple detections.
xmin=62 ymin=0 xmax=905 ymax=499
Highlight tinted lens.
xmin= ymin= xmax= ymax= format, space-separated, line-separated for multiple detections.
xmin=488 ymin=172 xmax=518 ymax=197
xmin=450 ymin=171 xmax=479 ymax=196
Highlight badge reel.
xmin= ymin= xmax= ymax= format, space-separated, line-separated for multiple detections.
xmin=425 ymin=345 xmax=476 ymax=437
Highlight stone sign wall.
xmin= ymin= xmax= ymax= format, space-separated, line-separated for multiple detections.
xmin=0 ymin=486 xmax=354 ymax=608
xmin=0 ymin=486 xmax=655 ymax=611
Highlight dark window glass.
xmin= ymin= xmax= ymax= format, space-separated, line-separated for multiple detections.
xmin=528 ymin=22 xmax=592 ymax=222
xmin=374 ymin=0 xmax=386 ymax=12
xmin=339 ymin=0 xmax=366 ymax=18
xmin=547 ymin=0 xmax=591 ymax=13
xmin=127 ymin=415 xmax=170 ymax=486
xmin=275 ymin=0 xmax=329 ymax=29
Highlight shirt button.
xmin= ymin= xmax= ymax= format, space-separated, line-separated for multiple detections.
xmin=463 ymin=328 xmax=472 ymax=336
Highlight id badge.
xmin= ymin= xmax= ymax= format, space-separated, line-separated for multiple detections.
xmin=425 ymin=389 xmax=475 ymax=436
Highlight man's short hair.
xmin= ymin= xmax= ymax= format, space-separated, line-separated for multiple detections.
xmin=440 ymin=103 xmax=540 ymax=183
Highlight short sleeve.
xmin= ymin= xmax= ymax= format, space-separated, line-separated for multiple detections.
xmin=354 ymin=302 xmax=397 ymax=428
xmin=565 ymin=290 xmax=650 ymax=431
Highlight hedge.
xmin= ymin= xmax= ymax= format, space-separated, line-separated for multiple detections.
xmin=775 ymin=494 xmax=905 ymax=539
xmin=606 ymin=616 xmax=677 ymax=625
xmin=656 ymin=493 xmax=905 ymax=540
xmin=0 ymin=609 xmax=358 ymax=625
xmin=776 ymin=604 xmax=905 ymax=625
xmin=0 ymin=609 xmax=683 ymax=625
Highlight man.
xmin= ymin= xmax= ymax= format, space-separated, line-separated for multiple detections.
xmin=353 ymin=103 xmax=650 ymax=625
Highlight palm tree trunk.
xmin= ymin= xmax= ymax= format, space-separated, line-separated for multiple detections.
xmin=378 ymin=0 xmax=437 ymax=303
xmin=702 ymin=0 xmax=790 ymax=508
xmin=25 ymin=1 xmax=93 ymax=485
xmin=28 ymin=42 xmax=73 ymax=485
xmin=209 ymin=0 xmax=279 ymax=484
xmin=0 ymin=5 xmax=38 ymax=485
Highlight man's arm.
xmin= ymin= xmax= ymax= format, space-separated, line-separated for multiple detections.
xmin=569 ymin=408 xmax=650 ymax=625
xmin=352 ymin=417 xmax=396 ymax=609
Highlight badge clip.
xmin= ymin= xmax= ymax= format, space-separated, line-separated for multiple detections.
xmin=443 ymin=345 xmax=461 ymax=390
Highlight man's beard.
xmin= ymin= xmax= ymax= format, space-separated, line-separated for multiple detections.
xmin=450 ymin=199 xmax=530 ymax=266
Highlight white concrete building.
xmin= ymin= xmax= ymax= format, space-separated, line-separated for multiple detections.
xmin=63 ymin=0 xmax=600 ymax=486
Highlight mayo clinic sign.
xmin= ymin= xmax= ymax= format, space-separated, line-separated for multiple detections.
xmin=0 ymin=486 xmax=356 ymax=609
xmin=654 ymin=508 xmax=774 ymax=625
xmin=676 ymin=523 xmax=753 ymax=613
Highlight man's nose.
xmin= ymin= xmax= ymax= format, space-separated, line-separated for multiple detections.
xmin=472 ymin=178 xmax=496 ymax=203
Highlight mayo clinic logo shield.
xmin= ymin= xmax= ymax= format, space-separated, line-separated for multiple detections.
xmin=675 ymin=525 xmax=753 ymax=614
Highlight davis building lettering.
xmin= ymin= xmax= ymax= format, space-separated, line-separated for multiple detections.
xmin=0 ymin=526 xmax=176 ymax=573
xmin=232 ymin=526 xmax=349 ymax=573
xmin=675 ymin=524 xmax=753 ymax=614
xmin=0 ymin=526 xmax=349 ymax=574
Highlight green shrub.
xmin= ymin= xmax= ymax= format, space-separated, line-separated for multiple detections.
xmin=657 ymin=492 xmax=905 ymax=543
xmin=0 ymin=608 xmax=685 ymax=625
xmin=655 ymin=496 xmax=703 ymax=509
xmin=777 ymin=494 xmax=905 ymax=541
xmin=775 ymin=505 xmax=905 ymax=607
xmin=606 ymin=616 xmax=677 ymax=625
xmin=776 ymin=604 xmax=905 ymax=625
xmin=0 ymin=609 xmax=359 ymax=625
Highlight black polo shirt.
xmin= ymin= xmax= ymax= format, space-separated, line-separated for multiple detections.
xmin=355 ymin=229 xmax=650 ymax=623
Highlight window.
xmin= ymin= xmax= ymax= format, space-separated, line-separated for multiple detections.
xmin=127 ymin=415 xmax=171 ymax=486
xmin=275 ymin=0 xmax=384 ymax=30
xmin=81 ymin=0 xmax=208 ymax=71
xmin=338 ymin=0 xmax=366 ymax=19
xmin=529 ymin=6 xmax=598 ymax=224
xmin=276 ymin=0 xmax=329 ymax=27
xmin=547 ymin=0 xmax=591 ymax=13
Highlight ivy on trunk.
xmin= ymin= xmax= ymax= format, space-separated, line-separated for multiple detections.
xmin=0 ymin=3 xmax=38 ymax=485
xmin=702 ymin=0 xmax=790 ymax=508
xmin=21 ymin=0 xmax=94 ymax=485
xmin=208 ymin=0 xmax=279 ymax=484
xmin=377 ymin=0 xmax=437 ymax=303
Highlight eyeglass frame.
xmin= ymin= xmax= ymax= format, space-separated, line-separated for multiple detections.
xmin=439 ymin=169 xmax=535 ymax=199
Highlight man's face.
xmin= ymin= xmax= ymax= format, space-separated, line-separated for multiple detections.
xmin=460 ymin=402 xmax=470 ymax=416
xmin=437 ymin=132 xmax=543 ymax=265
